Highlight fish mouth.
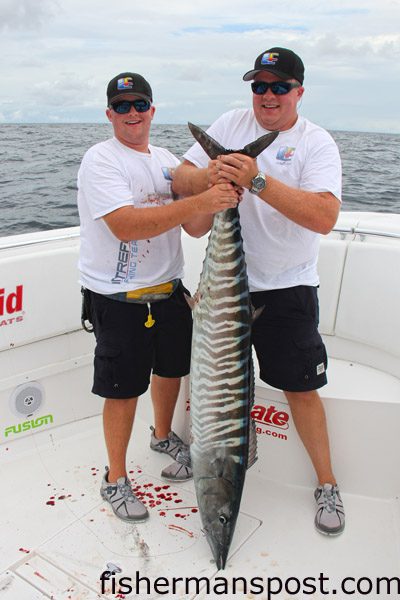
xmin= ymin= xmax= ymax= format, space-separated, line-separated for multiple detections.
xmin=203 ymin=522 xmax=235 ymax=571
xmin=216 ymin=548 xmax=229 ymax=570
xmin=207 ymin=534 xmax=230 ymax=570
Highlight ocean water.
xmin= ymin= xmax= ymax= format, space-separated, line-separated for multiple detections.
xmin=0 ymin=123 xmax=399 ymax=237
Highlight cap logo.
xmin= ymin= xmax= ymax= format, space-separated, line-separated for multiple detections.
xmin=117 ymin=77 xmax=134 ymax=90
xmin=261 ymin=52 xmax=279 ymax=65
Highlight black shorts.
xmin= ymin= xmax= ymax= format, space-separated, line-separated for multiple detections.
xmin=250 ymin=286 xmax=328 ymax=393
xmin=89 ymin=282 xmax=192 ymax=399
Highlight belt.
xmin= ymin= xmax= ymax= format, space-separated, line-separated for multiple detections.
xmin=105 ymin=279 xmax=180 ymax=304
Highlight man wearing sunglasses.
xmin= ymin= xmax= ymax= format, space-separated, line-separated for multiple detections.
xmin=173 ymin=48 xmax=344 ymax=536
xmin=78 ymin=72 xmax=240 ymax=523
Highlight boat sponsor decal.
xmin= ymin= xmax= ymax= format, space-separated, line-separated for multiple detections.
xmin=117 ymin=77 xmax=134 ymax=90
xmin=0 ymin=284 xmax=24 ymax=327
xmin=4 ymin=414 xmax=54 ymax=438
xmin=276 ymin=146 xmax=296 ymax=162
xmin=187 ymin=397 xmax=289 ymax=441
xmin=251 ymin=402 xmax=289 ymax=441
xmin=261 ymin=52 xmax=279 ymax=65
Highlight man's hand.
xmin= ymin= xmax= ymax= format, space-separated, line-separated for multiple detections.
xmin=206 ymin=159 xmax=231 ymax=187
xmin=215 ymin=153 xmax=259 ymax=189
xmin=194 ymin=182 xmax=241 ymax=214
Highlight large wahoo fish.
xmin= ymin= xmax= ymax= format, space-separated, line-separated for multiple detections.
xmin=188 ymin=123 xmax=279 ymax=569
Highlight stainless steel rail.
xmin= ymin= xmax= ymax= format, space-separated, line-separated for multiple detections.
xmin=1 ymin=225 xmax=400 ymax=252
xmin=332 ymin=226 xmax=400 ymax=240
xmin=0 ymin=230 xmax=80 ymax=251
xmin=354 ymin=228 xmax=400 ymax=240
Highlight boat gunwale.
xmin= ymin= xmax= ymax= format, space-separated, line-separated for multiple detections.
xmin=3 ymin=216 xmax=400 ymax=251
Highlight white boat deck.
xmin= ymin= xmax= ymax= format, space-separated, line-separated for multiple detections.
xmin=1 ymin=213 xmax=400 ymax=598
xmin=1 ymin=407 xmax=399 ymax=600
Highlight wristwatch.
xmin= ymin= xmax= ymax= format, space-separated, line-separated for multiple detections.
xmin=249 ymin=172 xmax=267 ymax=194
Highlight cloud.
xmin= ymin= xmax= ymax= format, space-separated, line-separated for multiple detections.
xmin=179 ymin=23 xmax=307 ymax=35
xmin=31 ymin=73 xmax=100 ymax=107
xmin=0 ymin=0 xmax=57 ymax=31
xmin=226 ymin=99 xmax=248 ymax=110
xmin=0 ymin=0 xmax=399 ymax=130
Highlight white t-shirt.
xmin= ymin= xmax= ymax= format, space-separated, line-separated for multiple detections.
xmin=184 ymin=110 xmax=342 ymax=291
xmin=78 ymin=137 xmax=183 ymax=294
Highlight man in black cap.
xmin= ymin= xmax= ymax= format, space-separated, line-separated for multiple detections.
xmin=77 ymin=72 xmax=240 ymax=523
xmin=173 ymin=48 xmax=345 ymax=536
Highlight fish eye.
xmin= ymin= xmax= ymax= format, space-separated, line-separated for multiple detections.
xmin=219 ymin=514 xmax=228 ymax=524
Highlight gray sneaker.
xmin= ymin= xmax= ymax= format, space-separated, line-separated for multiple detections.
xmin=161 ymin=447 xmax=192 ymax=482
xmin=100 ymin=467 xmax=149 ymax=522
xmin=314 ymin=483 xmax=345 ymax=536
xmin=150 ymin=426 xmax=192 ymax=481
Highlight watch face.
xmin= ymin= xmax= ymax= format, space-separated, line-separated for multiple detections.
xmin=254 ymin=176 xmax=264 ymax=189
xmin=251 ymin=173 xmax=266 ymax=192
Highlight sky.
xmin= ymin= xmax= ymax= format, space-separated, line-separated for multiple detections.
xmin=1 ymin=0 xmax=399 ymax=132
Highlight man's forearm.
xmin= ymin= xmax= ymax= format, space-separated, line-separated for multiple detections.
xmin=102 ymin=182 xmax=240 ymax=242
xmin=172 ymin=162 xmax=209 ymax=196
xmin=257 ymin=176 xmax=341 ymax=235
xmin=215 ymin=152 xmax=341 ymax=235
xmin=103 ymin=197 xmax=202 ymax=241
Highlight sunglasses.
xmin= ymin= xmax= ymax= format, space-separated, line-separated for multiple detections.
xmin=110 ymin=99 xmax=151 ymax=114
xmin=251 ymin=81 xmax=301 ymax=96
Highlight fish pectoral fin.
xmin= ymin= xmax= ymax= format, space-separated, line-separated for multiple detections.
xmin=184 ymin=293 xmax=196 ymax=310
xmin=213 ymin=458 xmax=226 ymax=478
xmin=251 ymin=304 xmax=265 ymax=322
xmin=206 ymin=456 xmax=230 ymax=479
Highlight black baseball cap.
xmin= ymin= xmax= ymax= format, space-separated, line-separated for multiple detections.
xmin=107 ymin=72 xmax=153 ymax=105
xmin=243 ymin=48 xmax=304 ymax=84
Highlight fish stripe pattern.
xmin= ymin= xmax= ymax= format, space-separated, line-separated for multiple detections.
xmin=191 ymin=215 xmax=251 ymax=459
xmin=187 ymin=122 xmax=279 ymax=570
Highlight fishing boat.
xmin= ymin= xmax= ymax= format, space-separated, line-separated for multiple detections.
xmin=1 ymin=211 xmax=399 ymax=599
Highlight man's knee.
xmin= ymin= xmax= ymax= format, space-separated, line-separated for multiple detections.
xmin=284 ymin=389 xmax=321 ymax=406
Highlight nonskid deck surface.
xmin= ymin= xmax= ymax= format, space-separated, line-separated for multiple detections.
xmin=1 ymin=416 xmax=399 ymax=599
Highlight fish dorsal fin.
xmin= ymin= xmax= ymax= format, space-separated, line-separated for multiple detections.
xmin=247 ymin=355 xmax=258 ymax=469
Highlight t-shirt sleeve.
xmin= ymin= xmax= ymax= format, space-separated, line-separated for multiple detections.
xmin=78 ymin=147 xmax=134 ymax=220
xmin=300 ymin=131 xmax=342 ymax=201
